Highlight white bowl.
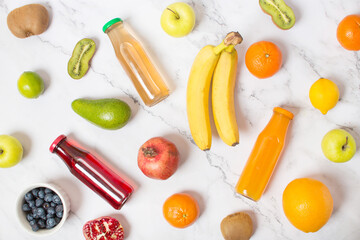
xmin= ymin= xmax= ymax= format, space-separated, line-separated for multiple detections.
xmin=16 ymin=183 xmax=71 ymax=237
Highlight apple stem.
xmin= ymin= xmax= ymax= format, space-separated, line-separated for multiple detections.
xmin=167 ymin=8 xmax=180 ymax=19
xmin=142 ymin=147 xmax=158 ymax=158
xmin=342 ymin=136 xmax=349 ymax=151
xmin=0 ymin=149 xmax=3 ymax=155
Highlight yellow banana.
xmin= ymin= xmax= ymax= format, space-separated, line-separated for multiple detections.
xmin=212 ymin=44 xmax=240 ymax=146
xmin=187 ymin=32 xmax=242 ymax=150
xmin=187 ymin=45 xmax=224 ymax=150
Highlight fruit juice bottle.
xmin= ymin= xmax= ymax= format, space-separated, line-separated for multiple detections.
xmin=103 ymin=18 xmax=169 ymax=107
xmin=235 ymin=107 xmax=294 ymax=201
xmin=49 ymin=135 xmax=133 ymax=210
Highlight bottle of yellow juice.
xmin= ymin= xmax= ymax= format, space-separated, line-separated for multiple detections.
xmin=103 ymin=18 xmax=169 ymax=107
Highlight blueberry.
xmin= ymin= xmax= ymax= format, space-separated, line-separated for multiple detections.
xmin=55 ymin=205 xmax=63 ymax=213
xmin=26 ymin=213 xmax=34 ymax=222
xmin=32 ymin=208 xmax=37 ymax=216
xmin=38 ymin=190 xmax=45 ymax=199
xmin=31 ymin=224 xmax=39 ymax=232
xmin=44 ymin=188 xmax=53 ymax=194
xmin=44 ymin=194 xmax=53 ymax=203
xmin=46 ymin=213 xmax=54 ymax=219
xmin=55 ymin=217 xmax=61 ymax=224
xmin=24 ymin=192 xmax=33 ymax=201
xmin=46 ymin=218 xmax=56 ymax=228
xmin=42 ymin=202 xmax=50 ymax=210
xmin=52 ymin=195 xmax=62 ymax=204
xmin=28 ymin=200 xmax=35 ymax=208
xmin=29 ymin=220 xmax=36 ymax=226
xmin=56 ymin=211 xmax=63 ymax=218
xmin=22 ymin=203 xmax=31 ymax=212
xmin=31 ymin=188 xmax=40 ymax=197
xmin=47 ymin=207 xmax=55 ymax=215
xmin=50 ymin=202 xmax=56 ymax=207
xmin=36 ymin=208 xmax=46 ymax=217
xmin=37 ymin=219 xmax=46 ymax=229
xmin=35 ymin=198 xmax=44 ymax=207
xmin=40 ymin=215 xmax=47 ymax=220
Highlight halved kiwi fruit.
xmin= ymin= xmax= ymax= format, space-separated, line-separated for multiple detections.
xmin=68 ymin=38 xmax=96 ymax=79
xmin=259 ymin=0 xmax=296 ymax=30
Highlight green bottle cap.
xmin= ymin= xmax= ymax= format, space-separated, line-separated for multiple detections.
xmin=103 ymin=18 xmax=123 ymax=33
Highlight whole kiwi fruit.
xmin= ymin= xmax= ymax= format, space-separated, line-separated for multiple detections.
xmin=7 ymin=4 xmax=49 ymax=38
xmin=220 ymin=212 xmax=253 ymax=240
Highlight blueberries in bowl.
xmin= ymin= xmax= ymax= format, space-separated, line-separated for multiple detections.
xmin=21 ymin=187 xmax=64 ymax=232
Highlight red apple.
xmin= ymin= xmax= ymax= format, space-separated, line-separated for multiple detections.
xmin=137 ymin=137 xmax=179 ymax=180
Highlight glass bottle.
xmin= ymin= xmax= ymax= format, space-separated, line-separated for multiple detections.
xmin=103 ymin=18 xmax=169 ymax=107
xmin=49 ymin=134 xmax=133 ymax=210
xmin=235 ymin=107 xmax=294 ymax=201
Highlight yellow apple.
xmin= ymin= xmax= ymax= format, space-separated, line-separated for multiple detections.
xmin=160 ymin=2 xmax=195 ymax=38
xmin=321 ymin=129 xmax=356 ymax=163
xmin=0 ymin=135 xmax=23 ymax=168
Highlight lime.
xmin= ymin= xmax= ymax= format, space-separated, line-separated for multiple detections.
xmin=17 ymin=71 xmax=44 ymax=99
xmin=309 ymin=78 xmax=339 ymax=115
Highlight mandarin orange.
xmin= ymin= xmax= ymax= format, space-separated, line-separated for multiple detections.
xmin=163 ymin=193 xmax=199 ymax=228
xmin=337 ymin=14 xmax=360 ymax=51
xmin=245 ymin=41 xmax=282 ymax=79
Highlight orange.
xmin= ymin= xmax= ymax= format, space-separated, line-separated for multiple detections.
xmin=245 ymin=41 xmax=282 ymax=79
xmin=282 ymin=178 xmax=333 ymax=233
xmin=337 ymin=14 xmax=360 ymax=51
xmin=163 ymin=193 xmax=200 ymax=228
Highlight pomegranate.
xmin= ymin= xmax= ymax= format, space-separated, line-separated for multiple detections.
xmin=137 ymin=137 xmax=179 ymax=180
xmin=83 ymin=216 xmax=124 ymax=240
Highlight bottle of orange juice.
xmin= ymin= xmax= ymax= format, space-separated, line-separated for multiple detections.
xmin=235 ymin=107 xmax=294 ymax=201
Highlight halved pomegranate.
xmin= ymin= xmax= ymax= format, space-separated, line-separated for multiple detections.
xmin=83 ymin=216 xmax=124 ymax=240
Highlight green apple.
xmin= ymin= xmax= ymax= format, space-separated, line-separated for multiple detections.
xmin=321 ymin=129 xmax=356 ymax=163
xmin=17 ymin=71 xmax=44 ymax=99
xmin=160 ymin=2 xmax=195 ymax=38
xmin=0 ymin=135 xmax=23 ymax=168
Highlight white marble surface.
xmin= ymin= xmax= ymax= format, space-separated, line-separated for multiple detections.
xmin=1 ymin=0 xmax=360 ymax=239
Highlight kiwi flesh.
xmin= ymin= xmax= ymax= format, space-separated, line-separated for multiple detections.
xmin=68 ymin=38 xmax=96 ymax=79
xmin=259 ymin=0 xmax=296 ymax=30
xmin=220 ymin=212 xmax=253 ymax=240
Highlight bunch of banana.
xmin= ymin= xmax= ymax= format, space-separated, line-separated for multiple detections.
xmin=187 ymin=32 xmax=243 ymax=150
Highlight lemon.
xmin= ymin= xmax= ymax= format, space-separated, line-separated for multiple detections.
xmin=309 ymin=78 xmax=339 ymax=114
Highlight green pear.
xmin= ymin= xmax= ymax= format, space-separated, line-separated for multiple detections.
xmin=71 ymin=98 xmax=131 ymax=130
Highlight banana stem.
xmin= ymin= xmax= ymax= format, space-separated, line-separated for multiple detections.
xmin=225 ymin=45 xmax=235 ymax=52
xmin=213 ymin=32 xmax=243 ymax=55
xmin=213 ymin=42 xmax=227 ymax=55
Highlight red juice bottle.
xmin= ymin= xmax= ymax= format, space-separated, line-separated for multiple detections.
xmin=49 ymin=134 xmax=133 ymax=210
